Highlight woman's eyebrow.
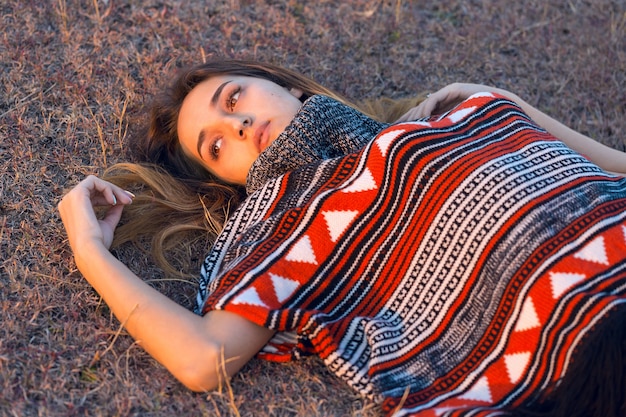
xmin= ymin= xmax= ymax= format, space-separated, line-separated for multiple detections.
xmin=211 ymin=80 xmax=231 ymax=106
xmin=196 ymin=80 xmax=232 ymax=158
xmin=197 ymin=130 xmax=206 ymax=159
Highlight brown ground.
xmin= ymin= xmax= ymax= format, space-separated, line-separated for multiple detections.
xmin=1 ymin=0 xmax=624 ymax=416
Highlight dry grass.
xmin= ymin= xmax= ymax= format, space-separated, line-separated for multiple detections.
xmin=0 ymin=0 xmax=624 ymax=415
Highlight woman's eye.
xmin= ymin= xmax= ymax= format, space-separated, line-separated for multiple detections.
xmin=210 ymin=138 xmax=222 ymax=160
xmin=227 ymin=88 xmax=240 ymax=111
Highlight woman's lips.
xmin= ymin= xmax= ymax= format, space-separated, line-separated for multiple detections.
xmin=254 ymin=121 xmax=270 ymax=153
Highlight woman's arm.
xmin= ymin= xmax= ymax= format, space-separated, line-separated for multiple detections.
xmin=58 ymin=176 xmax=274 ymax=391
xmin=396 ymin=83 xmax=626 ymax=175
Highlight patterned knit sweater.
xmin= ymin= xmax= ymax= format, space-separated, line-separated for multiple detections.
xmin=196 ymin=93 xmax=626 ymax=416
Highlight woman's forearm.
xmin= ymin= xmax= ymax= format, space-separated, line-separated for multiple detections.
xmin=491 ymin=87 xmax=626 ymax=176
xmin=58 ymin=176 xmax=275 ymax=391
xmin=404 ymin=84 xmax=626 ymax=176
xmin=75 ymin=242 xmax=223 ymax=391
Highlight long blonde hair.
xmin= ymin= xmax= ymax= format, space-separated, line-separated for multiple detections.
xmin=108 ymin=59 xmax=425 ymax=276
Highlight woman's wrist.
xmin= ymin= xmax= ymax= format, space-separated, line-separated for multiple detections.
xmin=72 ymin=238 xmax=112 ymax=276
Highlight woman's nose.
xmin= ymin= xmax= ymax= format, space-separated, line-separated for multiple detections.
xmin=235 ymin=117 xmax=251 ymax=139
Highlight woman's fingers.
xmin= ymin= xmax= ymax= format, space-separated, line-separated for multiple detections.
xmin=419 ymin=96 xmax=441 ymax=117
xmin=84 ymin=175 xmax=134 ymax=207
xmin=100 ymin=203 xmax=126 ymax=235
xmin=395 ymin=107 xmax=421 ymax=123
xmin=58 ymin=175 xmax=135 ymax=252
xmin=59 ymin=175 xmax=134 ymax=219
xmin=395 ymin=83 xmax=499 ymax=123
xmin=394 ymin=94 xmax=448 ymax=122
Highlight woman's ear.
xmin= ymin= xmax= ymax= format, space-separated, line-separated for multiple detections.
xmin=289 ymin=87 xmax=304 ymax=99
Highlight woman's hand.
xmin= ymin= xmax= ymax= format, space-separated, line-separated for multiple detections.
xmin=395 ymin=83 xmax=500 ymax=123
xmin=58 ymin=175 xmax=134 ymax=260
xmin=395 ymin=83 xmax=626 ymax=175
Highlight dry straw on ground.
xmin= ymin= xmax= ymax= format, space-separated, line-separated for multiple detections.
xmin=1 ymin=0 xmax=624 ymax=416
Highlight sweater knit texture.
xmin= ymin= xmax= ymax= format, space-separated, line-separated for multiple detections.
xmin=246 ymin=94 xmax=389 ymax=194
xmin=196 ymin=94 xmax=626 ymax=416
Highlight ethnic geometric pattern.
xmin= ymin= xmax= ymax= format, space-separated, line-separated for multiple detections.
xmin=197 ymin=94 xmax=626 ymax=416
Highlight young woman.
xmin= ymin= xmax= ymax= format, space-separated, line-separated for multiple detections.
xmin=59 ymin=60 xmax=626 ymax=416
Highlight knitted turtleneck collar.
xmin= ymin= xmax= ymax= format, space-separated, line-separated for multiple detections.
xmin=245 ymin=95 xmax=389 ymax=194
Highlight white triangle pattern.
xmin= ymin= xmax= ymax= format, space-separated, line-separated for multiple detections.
xmin=323 ymin=210 xmax=360 ymax=242
xmin=342 ymin=168 xmax=377 ymax=193
xmin=504 ymin=352 xmax=531 ymax=384
xmin=434 ymin=406 xmax=458 ymax=416
xmin=375 ymin=129 xmax=405 ymax=157
xmin=263 ymin=344 xmax=279 ymax=353
xmin=514 ymin=297 xmax=540 ymax=332
xmin=446 ymin=223 xmax=616 ymax=409
xmin=448 ymin=106 xmax=477 ymax=123
xmin=459 ymin=376 xmax=493 ymax=403
xmin=285 ymin=235 xmax=318 ymax=264
xmin=232 ymin=287 xmax=268 ymax=308
xmin=573 ymin=236 xmax=609 ymax=265
xmin=270 ymin=273 xmax=300 ymax=303
xmin=549 ymin=272 xmax=586 ymax=299
xmin=410 ymin=121 xmax=432 ymax=127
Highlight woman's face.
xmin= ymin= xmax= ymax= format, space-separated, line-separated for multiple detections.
xmin=177 ymin=75 xmax=303 ymax=185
